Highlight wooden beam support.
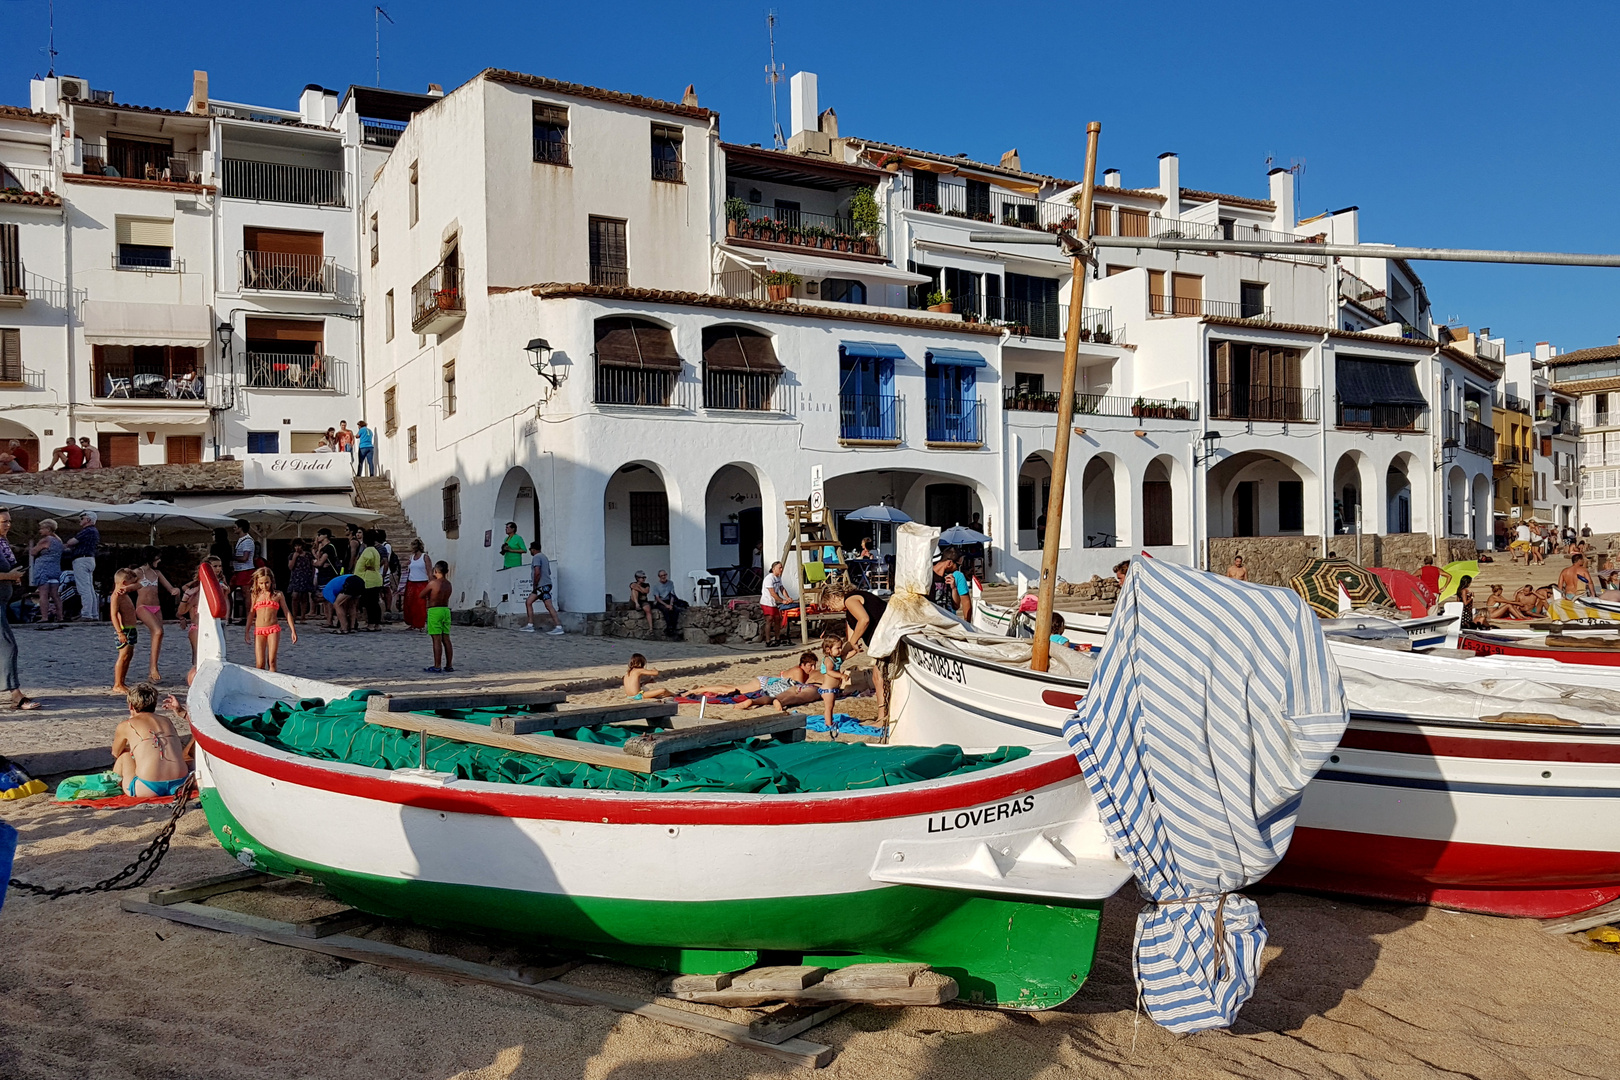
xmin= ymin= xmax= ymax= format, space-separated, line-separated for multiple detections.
xmin=121 ymin=899 xmax=834 ymax=1068
xmin=147 ymin=870 xmax=274 ymax=907
xmin=367 ymin=690 xmax=568 ymax=714
xmin=491 ymin=702 xmax=678 ymax=735
xmin=622 ymin=714 xmax=807 ymax=759
xmin=365 ymin=712 xmax=665 ymax=773
xmin=294 ymin=908 xmax=377 ymax=939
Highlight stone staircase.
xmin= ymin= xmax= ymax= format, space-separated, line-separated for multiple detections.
xmin=352 ymin=473 xmax=421 ymax=552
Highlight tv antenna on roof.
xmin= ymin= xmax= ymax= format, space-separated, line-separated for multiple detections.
xmin=44 ymin=0 xmax=58 ymax=76
xmin=375 ymin=5 xmax=395 ymax=87
xmin=765 ymin=10 xmax=785 ymax=149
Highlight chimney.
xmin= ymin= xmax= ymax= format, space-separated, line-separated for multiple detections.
xmin=1103 ymin=168 xmax=1121 ymax=188
xmin=1535 ymin=342 xmax=1554 ymax=362
xmin=1000 ymin=148 xmax=1021 ymax=172
xmin=1268 ymin=167 xmax=1295 ymax=230
xmin=1157 ymin=152 xmax=1179 ymax=200
xmin=299 ymin=85 xmax=338 ymax=127
xmin=789 ymin=71 xmax=817 ymax=137
xmin=190 ymin=70 xmax=208 ymax=115
xmin=426 ymin=83 xmax=444 ymax=97
xmin=682 ymin=84 xmax=699 ymax=108
xmin=818 ymin=107 xmax=837 ymax=139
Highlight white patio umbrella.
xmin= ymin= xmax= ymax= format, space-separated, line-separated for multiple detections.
xmin=0 ymin=490 xmax=108 ymax=518
xmin=91 ymin=499 xmax=238 ymax=545
xmin=201 ymin=495 xmax=380 ymax=538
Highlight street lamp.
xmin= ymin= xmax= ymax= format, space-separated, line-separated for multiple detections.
xmin=1194 ymin=430 xmax=1222 ymax=465
xmin=525 ymin=337 xmax=564 ymax=390
xmin=216 ymin=320 xmax=234 ymax=351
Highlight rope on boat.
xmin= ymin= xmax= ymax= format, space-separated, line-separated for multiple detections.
xmin=7 ymin=774 xmax=199 ymax=900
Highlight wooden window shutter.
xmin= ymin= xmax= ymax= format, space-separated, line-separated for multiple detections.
xmin=1283 ymin=348 xmax=1301 ymax=389
xmin=1252 ymin=347 xmax=1272 ymax=393
xmin=0 ymin=223 xmax=19 ymax=295
xmin=116 ymin=216 xmax=174 ymax=247
xmin=1213 ymin=341 xmax=1232 ymax=386
xmin=1092 ymin=204 xmax=1113 ymax=236
xmin=1119 ymin=208 xmax=1149 ymax=238
xmin=1147 ymin=269 xmax=1166 ymax=313
xmin=0 ymin=328 xmax=20 ymax=383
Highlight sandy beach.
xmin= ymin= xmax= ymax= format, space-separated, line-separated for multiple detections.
xmin=4 ymin=621 xmax=1619 ymax=1079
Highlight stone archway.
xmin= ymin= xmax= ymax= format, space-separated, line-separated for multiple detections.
xmin=1206 ymin=449 xmax=1320 ymax=538
xmin=603 ymin=461 xmax=672 ymax=603
xmin=1081 ymin=454 xmax=1126 ymax=548
xmin=704 ymin=462 xmax=770 ymax=597
xmin=1446 ymin=465 xmax=1468 ymax=537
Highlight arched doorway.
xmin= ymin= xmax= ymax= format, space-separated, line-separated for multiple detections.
xmin=0 ymin=417 xmax=42 ymax=472
xmin=493 ymin=466 xmax=542 ymax=548
xmin=1206 ymin=450 xmax=1318 ymax=538
xmin=1017 ymin=452 xmax=1054 ymax=551
xmin=1446 ymin=466 xmax=1467 ymax=537
xmin=1142 ymin=457 xmax=1173 ymax=547
xmin=1386 ymin=459 xmax=1413 ymax=534
xmin=1472 ymin=472 xmax=1493 ymax=547
xmin=604 ymin=462 xmax=670 ymax=603
xmin=1081 ymin=456 xmax=1120 ymax=547
xmin=705 ymin=463 xmax=765 ymax=598
xmin=1332 ymin=452 xmax=1368 ymax=535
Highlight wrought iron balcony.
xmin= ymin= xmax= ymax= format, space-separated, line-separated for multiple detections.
xmin=361 ymin=119 xmax=407 ymax=148
xmin=727 ymin=206 xmax=883 ymax=257
xmin=839 ymin=392 xmax=901 ymax=443
xmin=1152 ymin=294 xmax=1272 ymax=321
xmin=411 ymin=262 xmax=464 ymax=334
xmin=925 ymin=398 xmax=986 ymax=445
xmin=1210 ymin=382 xmax=1318 ymax=423
xmin=244 ymin=352 xmax=344 ymax=392
xmin=239 ymin=251 xmax=339 ymax=295
xmin=702 ymin=369 xmax=791 ymax=413
xmin=1335 ymin=400 xmax=1427 ymax=433
xmin=78 ymin=142 xmax=205 ymax=184
xmin=222 ymin=158 xmax=348 ymax=208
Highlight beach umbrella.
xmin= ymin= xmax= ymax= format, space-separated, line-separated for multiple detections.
xmin=938 ymin=524 xmax=991 ymax=546
xmin=1435 ymin=560 xmax=1478 ymax=603
xmin=1369 ymin=566 xmax=1433 ymax=617
xmin=1288 ymin=557 xmax=1392 ymax=618
xmin=92 ymin=499 xmax=237 ymax=545
xmin=844 ymin=504 xmax=912 ymax=524
xmin=0 ymin=490 xmax=107 ymax=518
xmin=200 ymin=495 xmax=379 ymax=537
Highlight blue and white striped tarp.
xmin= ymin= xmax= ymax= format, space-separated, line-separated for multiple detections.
xmin=1061 ymin=556 xmax=1347 ymax=1033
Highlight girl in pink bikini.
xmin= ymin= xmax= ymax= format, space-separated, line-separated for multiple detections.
xmin=132 ymin=547 xmax=181 ymax=684
xmin=245 ymin=567 xmax=297 ymax=672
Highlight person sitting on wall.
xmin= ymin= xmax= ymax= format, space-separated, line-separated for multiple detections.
xmin=1226 ymin=553 xmax=1248 ymax=581
xmin=649 ymin=569 xmax=687 ymax=640
xmin=49 ymin=437 xmax=84 ymax=471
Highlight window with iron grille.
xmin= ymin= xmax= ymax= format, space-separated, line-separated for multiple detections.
xmin=384 ymin=290 xmax=395 ymax=342
xmin=589 ymin=216 xmax=628 ymax=286
xmin=442 ymin=360 xmax=456 ymax=416
xmin=384 ymin=386 xmax=398 ymax=434
xmin=247 ymin=431 xmax=280 ymax=454
xmin=407 ymin=425 xmax=417 ymax=462
xmin=369 ymin=213 xmax=379 ymax=266
xmin=442 ymin=479 xmax=461 ymax=538
xmin=651 ymin=124 xmax=683 ymax=183
xmin=533 ymin=103 xmax=569 ymax=165
xmin=0 ymin=328 xmax=21 ymax=384
xmin=629 ymin=490 xmax=669 ymax=546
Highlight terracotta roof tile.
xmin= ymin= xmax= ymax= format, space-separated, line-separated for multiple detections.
xmin=849 ymin=138 xmax=1075 ymax=187
xmin=1202 ymin=315 xmax=1503 ymax=380
xmin=482 ymin=69 xmax=714 ymax=121
xmin=1179 ymin=187 xmax=1275 ymax=212
xmin=523 ymin=283 xmax=1005 ymax=336
xmin=70 ymin=99 xmax=208 ymax=121
xmin=1094 ymin=185 xmax=1166 ymax=203
xmin=0 ymin=104 xmax=54 ymax=125
xmin=1544 ymin=343 xmax=1620 ymax=366
xmin=0 ymin=188 xmax=62 ymax=207
xmin=64 ymin=173 xmax=212 ymax=195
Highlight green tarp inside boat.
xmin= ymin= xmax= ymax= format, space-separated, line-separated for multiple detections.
xmin=220 ymin=691 xmax=1029 ymax=795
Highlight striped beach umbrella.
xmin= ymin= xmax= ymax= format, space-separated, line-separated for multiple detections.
xmin=1289 ymin=558 xmax=1392 ymax=618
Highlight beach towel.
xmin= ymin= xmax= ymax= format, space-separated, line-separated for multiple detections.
xmin=807 ymin=714 xmax=886 ymax=737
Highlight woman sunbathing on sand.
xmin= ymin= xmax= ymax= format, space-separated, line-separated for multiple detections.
xmin=1486 ymin=583 xmax=1534 ymax=622
xmin=623 ymin=654 xmax=676 ymax=700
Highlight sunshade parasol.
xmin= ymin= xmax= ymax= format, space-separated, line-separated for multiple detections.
xmin=92 ymin=499 xmax=237 ymax=544
xmin=1369 ymin=566 xmax=1433 ymax=618
xmin=938 ymin=524 xmax=991 ymax=546
xmin=1288 ymin=557 xmax=1393 ymax=618
xmin=198 ymin=495 xmax=380 ymax=537
xmin=1435 ymin=560 xmax=1478 ymax=603
xmin=844 ymin=504 xmax=912 ymax=524
xmin=0 ymin=490 xmax=107 ymax=517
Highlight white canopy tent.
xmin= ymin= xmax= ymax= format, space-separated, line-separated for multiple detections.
xmin=197 ymin=495 xmax=380 ymax=538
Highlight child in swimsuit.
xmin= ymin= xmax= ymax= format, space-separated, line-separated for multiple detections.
xmin=132 ymin=547 xmax=181 ymax=684
xmin=623 ymin=653 xmax=675 ymax=699
xmin=111 ymin=682 xmax=192 ymax=798
xmin=245 ymin=566 xmax=297 ymax=672
xmin=110 ymin=568 xmax=139 ymax=695
xmin=177 ymin=556 xmax=225 ymax=663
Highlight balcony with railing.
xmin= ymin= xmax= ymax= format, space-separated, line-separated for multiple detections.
xmin=93 ymin=357 xmax=205 ymax=401
xmin=239 ymin=251 xmax=339 ymax=296
xmin=1499 ymin=392 xmax=1530 ymax=413
xmin=1004 ymin=388 xmax=1199 ymax=421
xmin=1494 ymin=443 xmax=1526 ymax=466
xmin=112 ymin=250 xmax=183 ymax=273
xmin=839 ymin=393 xmax=901 ymax=443
xmin=1209 ymin=383 xmax=1318 ymax=423
xmin=0 ymin=255 xmax=23 ymax=305
xmin=925 ymin=398 xmax=986 ymax=446
xmin=1337 ymin=267 xmax=1387 ymax=318
xmin=1 ymin=164 xmax=55 ymax=195
xmin=244 ymin=352 xmax=346 ymax=392
xmin=1466 ymin=418 xmax=1496 ymax=456
xmin=1147 ymin=216 xmax=1304 ymax=245
xmin=594 ymin=363 xmax=693 ymax=409
xmin=77 ymin=142 xmax=206 ymax=185
xmin=411 ymin=262 xmax=464 ymax=334
xmin=702 ymin=368 xmax=792 ymax=414
xmin=533 ymin=137 xmax=571 ymax=166
xmin=1335 ymin=400 xmax=1427 ymax=433
xmin=222 ymin=158 xmax=348 ymax=207
xmin=652 ymin=157 xmax=685 ymax=184
xmin=727 ymin=205 xmax=884 ymax=258
xmin=1152 ymin=294 xmax=1272 ymax=321
xmin=361 ymin=118 xmax=408 ymax=149
xmin=905 ymin=175 xmax=1081 ymax=233
xmin=949 ymin=296 xmax=1116 ymax=343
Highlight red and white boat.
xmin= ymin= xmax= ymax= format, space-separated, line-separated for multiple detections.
xmin=889 ymin=633 xmax=1620 ymax=918
xmin=1459 ymin=629 xmax=1620 ymax=667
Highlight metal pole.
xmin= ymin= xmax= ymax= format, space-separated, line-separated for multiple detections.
xmin=1031 ymin=121 xmax=1101 ymax=673
xmin=966 ymin=232 xmax=1620 ymax=268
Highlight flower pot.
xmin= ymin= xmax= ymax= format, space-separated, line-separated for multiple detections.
xmin=766 ymin=284 xmax=792 ymax=302
xmin=727 ymin=219 xmax=739 ymax=238
xmin=928 ymin=302 xmax=953 ymax=314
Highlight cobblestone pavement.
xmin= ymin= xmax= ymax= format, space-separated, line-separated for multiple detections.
xmin=0 ymin=618 xmax=807 ymax=773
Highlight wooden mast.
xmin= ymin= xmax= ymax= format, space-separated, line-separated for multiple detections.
xmin=1031 ymin=121 xmax=1101 ymax=672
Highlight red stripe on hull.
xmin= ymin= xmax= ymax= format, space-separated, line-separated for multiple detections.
xmin=192 ymin=727 xmax=1083 ymax=826
xmin=1338 ymin=727 xmax=1620 ymax=763
xmin=1269 ymin=826 xmax=1620 ymax=918
xmin=1460 ymin=635 xmax=1620 ymax=667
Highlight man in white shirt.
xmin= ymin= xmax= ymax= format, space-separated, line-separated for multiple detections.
xmin=759 ymin=561 xmax=793 ymax=647
xmin=230 ymin=519 xmax=257 ymax=624
xmin=520 ymin=542 xmax=564 ymax=634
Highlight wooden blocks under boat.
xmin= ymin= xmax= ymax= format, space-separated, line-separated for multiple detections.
xmin=667 ymin=963 xmax=956 ymax=1008
xmin=366 ymin=689 xmax=569 ymax=714
xmin=365 ymin=701 xmax=807 ymax=773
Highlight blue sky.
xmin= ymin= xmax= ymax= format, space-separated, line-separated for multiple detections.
xmin=5 ymin=0 xmax=1617 ymax=353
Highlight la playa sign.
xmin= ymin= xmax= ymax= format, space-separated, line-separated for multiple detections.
xmin=245 ymin=453 xmax=355 ymax=491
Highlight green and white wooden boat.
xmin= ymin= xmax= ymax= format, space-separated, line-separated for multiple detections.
xmin=188 ymin=569 xmax=1129 ymax=1008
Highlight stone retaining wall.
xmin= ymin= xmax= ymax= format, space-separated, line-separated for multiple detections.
xmin=0 ymin=462 xmax=244 ymax=503
xmin=1209 ymin=535 xmax=1483 ymax=586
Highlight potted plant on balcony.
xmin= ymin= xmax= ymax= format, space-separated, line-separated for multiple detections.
xmin=850 ymin=187 xmax=882 ymax=240
xmin=926 ymin=289 xmax=953 ymax=314
xmin=725 ymin=196 xmax=750 ymax=238
xmin=915 ymin=201 xmax=940 ymax=214
xmin=434 ymin=287 xmax=461 ymax=311
xmin=763 ymin=270 xmax=800 ymax=302
xmin=878 ymin=152 xmax=904 ymax=172
xmin=1131 ymin=397 xmax=1147 ymax=419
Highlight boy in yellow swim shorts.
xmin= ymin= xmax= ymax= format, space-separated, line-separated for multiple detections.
xmin=423 ymin=561 xmax=453 ymax=673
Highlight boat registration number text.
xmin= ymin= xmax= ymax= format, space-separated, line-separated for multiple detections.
xmin=914 ymin=649 xmax=966 ymax=683
xmin=927 ymin=795 xmax=1036 ymax=833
